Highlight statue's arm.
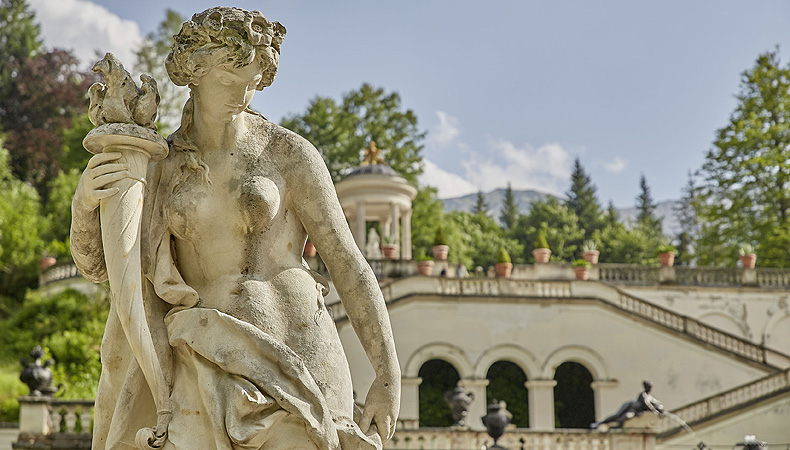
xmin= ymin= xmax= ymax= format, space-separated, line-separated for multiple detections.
xmin=284 ymin=135 xmax=400 ymax=441
xmin=70 ymin=152 xmax=131 ymax=283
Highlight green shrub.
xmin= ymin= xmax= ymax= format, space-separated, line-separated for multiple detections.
xmin=497 ymin=247 xmax=511 ymax=264
xmin=656 ymin=244 xmax=677 ymax=255
xmin=572 ymin=258 xmax=592 ymax=268
xmin=534 ymin=228 xmax=550 ymax=250
xmin=433 ymin=224 xmax=448 ymax=246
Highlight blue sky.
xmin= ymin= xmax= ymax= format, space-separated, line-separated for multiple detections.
xmin=28 ymin=0 xmax=790 ymax=205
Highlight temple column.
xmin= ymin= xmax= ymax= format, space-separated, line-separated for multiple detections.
xmin=591 ymin=380 xmax=619 ymax=422
xmin=399 ymin=377 xmax=422 ymax=430
xmin=525 ymin=379 xmax=557 ymax=430
xmin=355 ymin=201 xmax=366 ymax=252
xmin=401 ymin=209 xmax=412 ymax=260
xmin=390 ymin=202 xmax=400 ymax=247
xmin=458 ymin=378 xmax=489 ymax=430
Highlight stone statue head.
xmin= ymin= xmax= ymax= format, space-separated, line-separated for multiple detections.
xmin=166 ymin=7 xmax=286 ymax=90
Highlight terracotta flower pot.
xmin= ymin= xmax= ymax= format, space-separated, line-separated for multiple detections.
xmin=582 ymin=250 xmax=599 ymax=265
xmin=740 ymin=253 xmax=757 ymax=269
xmin=658 ymin=252 xmax=675 ymax=267
xmin=303 ymin=241 xmax=316 ymax=257
xmin=39 ymin=256 xmax=57 ymax=270
xmin=382 ymin=244 xmax=399 ymax=260
xmin=495 ymin=262 xmax=513 ymax=278
xmin=574 ymin=266 xmax=590 ymax=281
xmin=417 ymin=261 xmax=434 ymax=276
xmin=432 ymin=245 xmax=449 ymax=261
xmin=532 ymin=248 xmax=551 ymax=264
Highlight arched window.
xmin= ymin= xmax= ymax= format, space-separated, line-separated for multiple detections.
xmin=553 ymin=361 xmax=595 ymax=428
xmin=418 ymin=359 xmax=460 ymax=427
xmin=486 ymin=360 xmax=528 ymax=427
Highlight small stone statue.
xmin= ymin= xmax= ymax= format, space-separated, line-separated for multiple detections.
xmin=88 ymin=53 xmax=160 ymax=129
xmin=19 ymin=346 xmax=58 ymax=397
xmin=591 ymin=380 xmax=665 ymax=429
xmin=444 ymin=385 xmax=475 ymax=426
xmin=366 ymin=228 xmax=383 ymax=259
xmin=481 ymin=399 xmax=512 ymax=448
xmin=736 ymin=435 xmax=767 ymax=450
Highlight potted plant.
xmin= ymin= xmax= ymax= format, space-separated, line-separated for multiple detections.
xmin=432 ymin=224 xmax=450 ymax=261
xmin=416 ymin=251 xmax=434 ymax=276
xmin=572 ymin=259 xmax=592 ymax=280
xmin=495 ymin=247 xmax=513 ymax=278
xmin=739 ymin=243 xmax=757 ymax=269
xmin=532 ymin=228 xmax=551 ymax=264
xmin=581 ymin=240 xmax=600 ymax=265
xmin=657 ymin=244 xmax=677 ymax=267
xmin=304 ymin=237 xmax=317 ymax=257
xmin=381 ymin=235 xmax=399 ymax=260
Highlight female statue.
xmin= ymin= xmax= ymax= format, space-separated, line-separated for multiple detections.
xmin=71 ymin=7 xmax=400 ymax=450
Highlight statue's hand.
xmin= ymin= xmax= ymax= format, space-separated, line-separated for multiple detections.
xmin=360 ymin=374 xmax=400 ymax=442
xmin=74 ymin=152 xmax=129 ymax=212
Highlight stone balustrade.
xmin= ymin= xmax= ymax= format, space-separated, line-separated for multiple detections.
xmin=657 ymin=369 xmax=790 ymax=437
xmin=38 ymin=264 xmax=80 ymax=286
xmin=386 ymin=428 xmax=656 ymax=450
xmin=50 ymin=400 xmax=93 ymax=434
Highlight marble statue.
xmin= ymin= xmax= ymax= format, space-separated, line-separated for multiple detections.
xmin=70 ymin=7 xmax=400 ymax=450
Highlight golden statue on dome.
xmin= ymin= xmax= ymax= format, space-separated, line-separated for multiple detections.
xmin=361 ymin=140 xmax=387 ymax=166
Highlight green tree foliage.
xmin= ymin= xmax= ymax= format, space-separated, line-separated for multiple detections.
xmin=0 ymin=288 xmax=109 ymax=398
xmin=696 ymin=50 xmax=790 ymax=267
xmin=566 ymin=158 xmax=602 ymax=239
xmin=675 ymin=173 xmax=697 ymax=266
xmin=473 ymin=190 xmax=488 ymax=216
xmin=442 ymin=211 xmax=523 ymax=269
xmin=511 ymin=198 xmax=584 ymax=262
xmin=59 ymin=113 xmax=94 ymax=174
xmin=499 ymin=183 xmax=519 ymax=230
xmin=486 ymin=361 xmax=528 ymax=427
xmin=410 ymin=186 xmax=445 ymax=257
xmin=636 ymin=174 xmax=662 ymax=236
xmin=418 ymin=359 xmax=458 ymax=427
xmin=134 ymin=9 xmax=188 ymax=135
xmin=44 ymin=169 xmax=81 ymax=244
xmin=282 ymin=83 xmax=425 ymax=184
xmin=0 ymin=146 xmax=46 ymax=314
xmin=0 ymin=0 xmax=42 ymax=104
xmin=553 ymin=362 xmax=595 ymax=429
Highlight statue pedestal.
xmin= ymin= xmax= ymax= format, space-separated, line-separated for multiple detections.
xmin=17 ymin=397 xmax=52 ymax=435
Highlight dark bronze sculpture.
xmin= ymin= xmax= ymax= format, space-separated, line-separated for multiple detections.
xmin=19 ymin=346 xmax=59 ymax=397
xmin=591 ymin=380 xmax=664 ymax=429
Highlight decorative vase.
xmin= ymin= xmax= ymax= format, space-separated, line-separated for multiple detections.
xmin=740 ymin=253 xmax=757 ymax=269
xmin=382 ymin=244 xmax=399 ymax=260
xmin=658 ymin=252 xmax=675 ymax=267
xmin=495 ymin=262 xmax=513 ymax=278
xmin=582 ymin=250 xmax=599 ymax=265
xmin=304 ymin=241 xmax=316 ymax=257
xmin=432 ymin=244 xmax=449 ymax=261
xmin=574 ymin=266 xmax=590 ymax=280
xmin=532 ymin=248 xmax=551 ymax=264
xmin=417 ymin=261 xmax=434 ymax=276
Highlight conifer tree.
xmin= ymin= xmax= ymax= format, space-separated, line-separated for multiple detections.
xmin=636 ymin=174 xmax=662 ymax=235
xmin=675 ymin=173 xmax=697 ymax=265
xmin=500 ymin=183 xmax=519 ymax=230
xmin=473 ymin=190 xmax=488 ymax=216
xmin=565 ymin=157 xmax=602 ymax=238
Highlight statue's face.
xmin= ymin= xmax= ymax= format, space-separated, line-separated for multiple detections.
xmin=193 ymin=62 xmax=263 ymax=123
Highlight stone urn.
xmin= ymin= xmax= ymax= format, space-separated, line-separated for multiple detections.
xmin=304 ymin=240 xmax=316 ymax=257
xmin=417 ymin=260 xmax=434 ymax=276
xmin=481 ymin=399 xmax=512 ymax=447
xmin=381 ymin=244 xmax=399 ymax=260
xmin=658 ymin=252 xmax=675 ymax=267
xmin=444 ymin=385 xmax=474 ymax=427
xmin=19 ymin=346 xmax=58 ymax=397
xmin=432 ymin=244 xmax=449 ymax=261
xmin=740 ymin=253 xmax=757 ymax=269
xmin=495 ymin=262 xmax=513 ymax=278
xmin=582 ymin=250 xmax=599 ymax=265
xmin=532 ymin=248 xmax=551 ymax=264
xmin=574 ymin=266 xmax=590 ymax=280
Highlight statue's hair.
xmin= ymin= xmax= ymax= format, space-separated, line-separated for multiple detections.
xmin=165 ymin=7 xmax=286 ymax=183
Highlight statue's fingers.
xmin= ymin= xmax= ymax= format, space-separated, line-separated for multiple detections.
xmin=359 ymin=408 xmax=373 ymax=435
xmin=87 ymin=152 xmax=122 ymax=169
xmin=93 ymin=187 xmax=120 ymax=200
xmin=91 ymin=163 xmax=129 ymax=177
xmin=93 ymin=171 xmax=131 ymax=189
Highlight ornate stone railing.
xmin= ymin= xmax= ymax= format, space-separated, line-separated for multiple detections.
xmin=13 ymin=398 xmax=94 ymax=450
xmin=330 ymin=277 xmax=790 ymax=369
xmin=657 ymin=369 xmax=790 ymax=437
xmin=386 ymin=428 xmax=655 ymax=450
xmin=39 ymin=263 xmax=80 ymax=286
xmin=597 ymin=264 xmax=660 ymax=285
xmin=50 ymin=400 xmax=93 ymax=434
xmin=598 ymin=263 xmax=790 ymax=289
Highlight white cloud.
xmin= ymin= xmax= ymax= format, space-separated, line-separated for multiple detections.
xmin=460 ymin=139 xmax=573 ymax=196
xmin=419 ymin=159 xmax=479 ymax=199
xmin=427 ymin=110 xmax=460 ymax=148
xmin=603 ymin=156 xmax=627 ymax=174
xmin=29 ymin=0 xmax=143 ymax=68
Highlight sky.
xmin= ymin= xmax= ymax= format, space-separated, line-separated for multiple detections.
xmin=26 ymin=0 xmax=790 ymax=205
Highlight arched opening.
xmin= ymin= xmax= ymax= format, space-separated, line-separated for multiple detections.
xmin=553 ymin=361 xmax=595 ymax=428
xmin=418 ymin=359 xmax=460 ymax=427
xmin=486 ymin=360 xmax=528 ymax=427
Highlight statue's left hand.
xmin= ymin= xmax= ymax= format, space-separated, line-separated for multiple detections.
xmin=359 ymin=374 xmax=400 ymax=442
